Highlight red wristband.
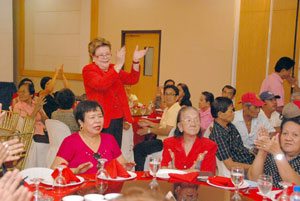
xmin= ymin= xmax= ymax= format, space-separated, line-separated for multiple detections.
xmin=132 ymin=60 xmax=139 ymax=64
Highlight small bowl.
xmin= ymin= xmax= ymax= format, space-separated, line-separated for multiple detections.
xmin=104 ymin=193 xmax=122 ymax=200
xmin=84 ymin=194 xmax=105 ymax=201
xmin=62 ymin=195 xmax=84 ymax=201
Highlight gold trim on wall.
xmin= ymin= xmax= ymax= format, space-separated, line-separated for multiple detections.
xmin=18 ymin=0 xmax=99 ymax=81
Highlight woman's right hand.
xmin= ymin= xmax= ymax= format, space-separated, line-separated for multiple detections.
xmin=115 ymin=46 xmax=126 ymax=72
xmin=35 ymin=96 xmax=46 ymax=111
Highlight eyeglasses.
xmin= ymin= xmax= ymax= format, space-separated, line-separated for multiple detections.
xmin=94 ymin=53 xmax=111 ymax=59
xmin=164 ymin=93 xmax=176 ymax=96
xmin=181 ymin=118 xmax=201 ymax=124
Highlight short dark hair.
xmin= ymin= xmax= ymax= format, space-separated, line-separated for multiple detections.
xmin=19 ymin=83 xmax=35 ymax=98
xmin=164 ymin=85 xmax=179 ymax=96
xmin=174 ymin=107 xmax=202 ymax=138
xmin=74 ymin=100 xmax=104 ymax=126
xmin=18 ymin=78 xmax=33 ymax=89
xmin=222 ymin=85 xmax=236 ymax=96
xmin=40 ymin=77 xmax=51 ymax=90
xmin=164 ymin=79 xmax=175 ymax=86
xmin=280 ymin=116 xmax=300 ymax=131
xmin=211 ymin=97 xmax=233 ymax=118
xmin=274 ymin=57 xmax=295 ymax=72
xmin=177 ymin=83 xmax=192 ymax=107
xmin=202 ymin=91 xmax=214 ymax=105
xmin=56 ymin=88 xmax=75 ymax=109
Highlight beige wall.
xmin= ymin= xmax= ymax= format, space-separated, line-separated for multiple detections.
xmin=0 ymin=0 xmax=13 ymax=82
xmin=16 ymin=0 xmax=236 ymax=103
xmin=98 ymin=0 xmax=235 ymax=106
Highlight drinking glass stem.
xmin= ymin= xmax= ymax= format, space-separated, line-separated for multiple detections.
xmin=235 ymin=184 xmax=238 ymax=195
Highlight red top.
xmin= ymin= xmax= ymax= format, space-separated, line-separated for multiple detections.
xmin=162 ymin=136 xmax=217 ymax=174
xmin=82 ymin=63 xmax=140 ymax=128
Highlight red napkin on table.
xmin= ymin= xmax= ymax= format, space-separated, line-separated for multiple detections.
xmin=208 ymin=176 xmax=235 ymax=187
xmin=168 ymin=172 xmax=199 ymax=183
xmin=105 ymin=159 xmax=131 ymax=179
xmin=51 ymin=163 xmax=80 ymax=184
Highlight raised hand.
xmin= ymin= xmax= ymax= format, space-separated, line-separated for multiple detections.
xmin=256 ymin=126 xmax=269 ymax=141
xmin=116 ymin=46 xmax=126 ymax=66
xmin=3 ymin=139 xmax=24 ymax=163
xmin=0 ymin=169 xmax=32 ymax=201
xmin=138 ymin=119 xmax=150 ymax=127
xmin=35 ymin=96 xmax=47 ymax=111
xmin=133 ymin=45 xmax=149 ymax=62
xmin=59 ymin=64 xmax=64 ymax=75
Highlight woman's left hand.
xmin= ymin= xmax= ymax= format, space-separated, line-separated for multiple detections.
xmin=123 ymin=162 xmax=136 ymax=171
xmin=133 ymin=45 xmax=149 ymax=62
xmin=137 ymin=127 xmax=148 ymax=136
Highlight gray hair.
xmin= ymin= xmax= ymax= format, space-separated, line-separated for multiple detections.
xmin=291 ymin=91 xmax=300 ymax=102
xmin=242 ymin=102 xmax=253 ymax=108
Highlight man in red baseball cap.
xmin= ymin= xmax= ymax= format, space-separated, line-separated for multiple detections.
xmin=233 ymin=92 xmax=276 ymax=150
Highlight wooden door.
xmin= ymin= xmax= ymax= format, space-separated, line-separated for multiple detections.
xmin=122 ymin=31 xmax=161 ymax=105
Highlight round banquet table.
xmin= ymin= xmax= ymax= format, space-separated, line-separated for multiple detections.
xmin=25 ymin=172 xmax=270 ymax=201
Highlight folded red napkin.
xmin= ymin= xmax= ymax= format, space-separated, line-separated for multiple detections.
xmin=105 ymin=159 xmax=131 ymax=179
xmin=208 ymin=176 xmax=235 ymax=187
xmin=168 ymin=172 xmax=199 ymax=183
xmin=51 ymin=163 xmax=80 ymax=184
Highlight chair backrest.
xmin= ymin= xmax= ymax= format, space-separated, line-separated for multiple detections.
xmin=216 ymin=157 xmax=231 ymax=177
xmin=45 ymin=119 xmax=71 ymax=167
xmin=0 ymin=110 xmax=20 ymax=133
xmin=0 ymin=131 xmax=34 ymax=171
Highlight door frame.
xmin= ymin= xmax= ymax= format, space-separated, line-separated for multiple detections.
xmin=121 ymin=30 xmax=162 ymax=86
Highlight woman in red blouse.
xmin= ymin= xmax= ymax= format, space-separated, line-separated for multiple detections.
xmin=82 ymin=38 xmax=148 ymax=148
xmin=161 ymin=106 xmax=217 ymax=174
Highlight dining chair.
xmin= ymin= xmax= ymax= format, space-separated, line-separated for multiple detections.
xmin=0 ymin=130 xmax=34 ymax=172
xmin=143 ymin=127 xmax=175 ymax=171
xmin=122 ymin=123 xmax=134 ymax=162
xmin=0 ymin=110 xmax=20 ymax=134
xmin=216 ymin=157 xmax=230 ymax=177
xmin=45 ymin=119 xmax=71 ymax=168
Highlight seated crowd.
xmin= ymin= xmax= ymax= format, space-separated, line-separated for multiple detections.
xmin=3 ymin=54 xmax=300 ymax=195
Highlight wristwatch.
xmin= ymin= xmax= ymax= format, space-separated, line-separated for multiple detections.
xmin=275 ymin=154 xmax=284 ymax=161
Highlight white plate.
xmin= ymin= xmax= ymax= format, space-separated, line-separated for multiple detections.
xmin=42 ymin=175 xmax=84 ymax=187
xmin=104 ymin=193 xmax=122 ymax=200
xmin=153 ymin=169 xmax=186 ymax=180
xmin=257 ymin=190 xmax=282 ymax=201
xmin=100 ymin=171 xmax=137 ymax=181
xmin=19 ymin=167 xmax=54 ymax=185
xmin=207 ymin=180 xmax=249 ymax=190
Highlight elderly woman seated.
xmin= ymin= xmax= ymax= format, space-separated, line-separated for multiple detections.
xmin=161 ymin=106 xmax=217 ymax=174
xmin=51 ymin=100 xmax=135 ymax=174
xmin=248 ymin=117 xmax=300 ymax=188
xmin=51 ymin=88 xmax=79 ymax=134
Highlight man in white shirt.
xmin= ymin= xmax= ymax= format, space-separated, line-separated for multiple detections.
xmin=134 ymin=85 xmax=181 ymax=171
xmin=259 ymin=91 xmax=281 ymax=133
xmin=232 ymin=92 xmax=275 ymax=150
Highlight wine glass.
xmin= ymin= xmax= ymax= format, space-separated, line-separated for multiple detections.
xmin=230 ymin=166 xmax=244 ymax=201
xmin=140 ymin=105 xmax=147 ymax=116
xmin=257 ymin=174 xmax=273 ymax=201
xmin=277 ymin=181 xmax=292 ymax=201
xmin=53 ymin=164 xmax=67 ymax=195
xmin=31 ymin=178 xmax=44 ymax=200
xmin=149 ymin=156 xmax=161 ymax=186
xmin=96 ymin=158 xmax=109 ymax=180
